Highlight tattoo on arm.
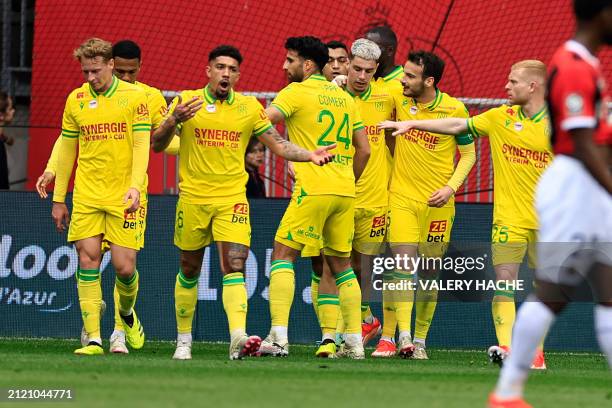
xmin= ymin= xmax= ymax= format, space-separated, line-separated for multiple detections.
xmin=264 ymin=128 xmax=312 ymax=162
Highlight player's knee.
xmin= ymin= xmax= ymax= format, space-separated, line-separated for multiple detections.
xmin=227 ymin=256 xmax=246 ymax=274
xmin=78 ymin=252 xmax=101 ymax=269
xmin=114 ymin=261 xmax=136 ymax=280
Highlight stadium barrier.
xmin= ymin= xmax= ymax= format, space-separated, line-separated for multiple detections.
xmin=0 ymin=192 xmax=600 ymax=351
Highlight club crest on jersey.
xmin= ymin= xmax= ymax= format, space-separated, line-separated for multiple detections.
xmin=375 ymin=101 xmax=384 ymax=111
xmin=514 ymin=122 xmax=523 ymax=132
xmin=117 ymin=96 xmax=128 ymax=108
xmin=88 ymin=100 xmax=98 ymax=109
xmin=565 ymin=93 xmax=584 ymax=115
xmin=409 ymin=106 xmax=418 ymax=115
xmin=238 ymin=104 xmax=248 ymax=115
xmin=206 ymin=104 xmax=216 ymax=113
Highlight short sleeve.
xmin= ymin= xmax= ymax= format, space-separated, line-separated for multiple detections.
xmin=251 ymin=98 xmax=273 ymax=137
xmin=550 ymin=63 xmax=597 ymax=131
xmin=148 ymin=88 xmax=168 ymax=129
xmin=132 ymin=89 xmax=152 ymax=135
xmin=270 ymin=85 xmax=298 ymax=118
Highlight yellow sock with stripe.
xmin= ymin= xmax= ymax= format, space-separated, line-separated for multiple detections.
xmin=361 ymin=302 xmax=373 ymax=323
xmin=115 ymin=270 xmax=139 ymax=316
xmin=269 ymin=260 xmax=295 ymax=333
xmin=317 ymin=294 xmax=339 ymax=337
xmin=414 ymin=276 xmax=438 ymax=340
xmin=77 ymin=268 xmax=102 ymax=343
xmin=492 ymin=284 xmax=515 ymax=347
xmin=311 ymin=272 xmax=320 ymax=322
xmin=175 ymin=269 xmax=199 ymax=334
xmin=113 ymin=284 xmax=122 ymax=332
xmin=381 ymin=272 xmax=398 ymax=339
xmin=335 ymin=268 xmax=361 ymax=335
xmin=222 ymin=272 xmax=248 ymax=338
xmin=392 ymin=270 xmax=414 ymax=335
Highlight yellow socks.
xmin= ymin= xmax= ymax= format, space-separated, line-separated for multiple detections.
xmin=414 ymin=277 xmax=438 ymax=341
xmin=222 ymin=272 xmax=248 ymax=336
xmin=393 ymin=270 xmax=414 ymax=335
xmin=317 ymin=294 xmax=339 ymax=337
xmin=113 ymin=284 xmax=122 ymax=332
xmin=175 ymin=269 xmax=198 ymax=334
xmin=492 ymin=286 xmax=515 ymax=347
xmin=77 ymin=268 xmax=102 ymax=342
xmin=115 ymin=270 xmax=139 ymax=316
xmin=311 ymin=272 xmax=320 ymax=322
xmin=335 ymin=268 xmax=361 ymax=335
xmin=269 ymin=260 xmax=295 ymax=328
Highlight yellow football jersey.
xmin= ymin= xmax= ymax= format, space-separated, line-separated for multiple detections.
xmin=373 ymin=66 xmax=404 ymax=178
xmin=55 ymin=76 xmax=151 ymax=204
xmin=468 ymin=105 xmax=552 ymax=229
xmin=391 ymin=89 xmax=473 ymax=207
xmin=349 ymin=82 xmax=394 ymax=208
xmin=135 ymin=81 xmax=167 ymax=129
xmin=167 ymin=85 xmax=272 ymax=204
xmin=271 ymin=74 xmax=364 ymax=197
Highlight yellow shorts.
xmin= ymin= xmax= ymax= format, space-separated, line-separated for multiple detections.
xmin=275 ymin=194 xmax=354 ymax=257
xmin=174 ymin=198 xmax=251 ymax=251
xmin=68 ymin=200 xmax=146 ymax=250
xmin=388 ymin=193 xmax=454 ymax=258
xmin=353 ymin=206 xmax=388 ymax=256
xmin=491 ymin=224 xmax=537 ymax=268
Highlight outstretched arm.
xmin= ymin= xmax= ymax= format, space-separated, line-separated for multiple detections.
xmin=257 ymin=126 xmax=335 ymax=165
xmin=379 ymin=117 xmax=469 ymax=137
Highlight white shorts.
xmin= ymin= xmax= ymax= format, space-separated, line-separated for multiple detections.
xmin=536 ymin=155 xmax=612 ymax=286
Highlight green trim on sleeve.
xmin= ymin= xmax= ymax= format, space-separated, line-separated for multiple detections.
xmin=466 ymin=118 xmax=480 ymax=137
xmin=253 ymin=123 xmax=273 ymax=137
xmin=270 ymin=104 xmax=289 ymax=118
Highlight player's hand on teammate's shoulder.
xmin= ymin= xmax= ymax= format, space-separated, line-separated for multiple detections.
xmin=378 ymin=120 xmax=415 ymax=137
xmin=428 ymin=185 xmax=455 ymax=208
xmin=331 ymin=75 xmax=348 ymax=88
xmin=171 ymin=94 xmax=204 ymax=123
xmin=36 ymin=171 xmax=55 ymax=199
xmin=51 ymin=202 xmax=70 ymax=232
xmin=309 ymin=143 xmax=336 ymax=166
xmin=124 ymin=188 xmax=141 ymax=213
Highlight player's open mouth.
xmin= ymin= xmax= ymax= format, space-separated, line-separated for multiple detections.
xmin=218 ymin=80 xmax=229 ymax=90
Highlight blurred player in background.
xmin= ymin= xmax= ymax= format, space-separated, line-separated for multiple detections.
xmin=153 ymin=44 xmax=335 ymax=360
xmin=489 ymin=1 xmax=612 ymax=407
xmin=322 ymin=40 xmax=350 ymax=81
xmin=380 ymin=60 xmax=552 ymax=368
xmin=36 ymin=39 xmax=176 ymax=354
xmin=260 ymin=35 xmax=370 ymax=359
xmin=0 ymin=91 xmax=15 ymax=190
xmin=379 ymin=50 xmax=476 ymax=360
xmin=52 ymin=38 xmax=151 ymax=356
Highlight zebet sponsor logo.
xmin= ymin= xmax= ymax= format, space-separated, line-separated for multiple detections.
xmin=427 ymin=220 xmax=447 ymax=242
xmin=369 ymin=215 xmax=386 ymax=238
xmin=232 ymin=203 xmax=249 ymax=224
xmin=0 ymin=235 xmax=110 ymax=312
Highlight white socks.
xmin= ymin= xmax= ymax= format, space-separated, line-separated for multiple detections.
xmin=595 ymin=304 xmax=612 ymax=368
xmin=177 ymin=333 xmax=192 ymax=344
xmin=495 ymin=301 xmax=555 ymax=399
xmin=271 ymin=326 xmax=288 ymax=343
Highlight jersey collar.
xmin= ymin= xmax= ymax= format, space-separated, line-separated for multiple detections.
xmin=518 ymin=105 xmax=548 ymax=123
xmin=204 ymin=84 xmax=235 ymax=105
xmin=89 ymin=75 xmax=119 ymax=98
xmin=346 ymin=84 xmax=372 ymax=101
xmin=383 ymin=66 xmax=403 ymax=82
xmin=413 ymin=88 xmax=442 ymax=111
xmin=307 ymin=74 xmax=327 ymax=82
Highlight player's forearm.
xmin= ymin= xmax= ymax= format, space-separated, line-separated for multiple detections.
xmin=52 ymin=138 xmax=77 ymax=203
xmin=353 ymin=145 xmax=370 ymax=182
xmin=260 ymin=128 xmax=311 ymax=162
xmin=45 ymin=136 xmax=62 ymax=175
xmin=152 ymin=116 xmax=178 ymax=153
xmin=446 ymin=143 xmax=476 ymax=192
xmin=131 ymin=131 xmax=151 ymax=191
xmin=573 ymin=133 xmax=612 ymax=194
xmin=414 ymin=118 xmax=468 ymax=135
xmin=265 ymin=106 xmax=284 ymax=125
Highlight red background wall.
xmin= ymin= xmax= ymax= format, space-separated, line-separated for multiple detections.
xmin=28 ymin=0 xmax=612 ymax=198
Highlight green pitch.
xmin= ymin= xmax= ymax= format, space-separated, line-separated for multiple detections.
xmin=1 ymin=338 xmax=610 ymax=408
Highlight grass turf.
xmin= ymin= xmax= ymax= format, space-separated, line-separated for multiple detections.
xmin=0 ymin=338 xmax=610 ymax=408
